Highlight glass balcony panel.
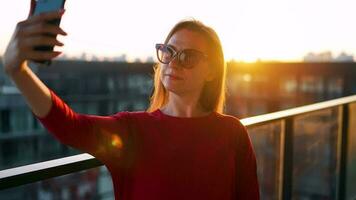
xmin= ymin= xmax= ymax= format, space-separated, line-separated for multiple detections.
xmin=292 ymin=107 xmax=339 ymax=200
xmin=346 ymin=103 xmax=356 ymax=200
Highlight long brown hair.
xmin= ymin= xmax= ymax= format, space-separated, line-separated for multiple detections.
xmin=146 ymin=19 xmax=227 ymax=114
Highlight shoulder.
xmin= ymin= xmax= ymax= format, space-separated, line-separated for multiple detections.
xmin=215 ymin=112 xmax=246 ymax=130
xmin=215 ymin=113 xmax=251 ymax=145
xmin=110 ymin=111 xmax=130 ymax=119
xmin=110 ymin=110 xmax=157 ymax=121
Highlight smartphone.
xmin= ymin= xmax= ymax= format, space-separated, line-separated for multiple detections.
xmin=32 ymin=0 xmax=66 ymax=65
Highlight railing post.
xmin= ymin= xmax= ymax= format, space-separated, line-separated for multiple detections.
xmin=282 ymin=117 xmax=294 ymax=200
xmin=337 ymin=104 xmax=349 ymax=200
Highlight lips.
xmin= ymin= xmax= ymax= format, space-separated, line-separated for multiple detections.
xmin=165 ymin=74 xmax=183 ymax=80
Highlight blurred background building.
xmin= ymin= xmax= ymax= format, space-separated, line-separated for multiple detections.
xmin=0 ymin=59 xmax=355 ymax=199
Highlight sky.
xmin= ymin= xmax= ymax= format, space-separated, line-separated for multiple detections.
xmin=1 ymin=0 xmax=356 ymax=62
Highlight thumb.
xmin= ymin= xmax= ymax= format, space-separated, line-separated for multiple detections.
xmin=28 ymin=0 xmax=36 ymax=18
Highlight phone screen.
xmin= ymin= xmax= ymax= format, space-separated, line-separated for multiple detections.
xmin=33 ymin=0 xmax=65 ymax=15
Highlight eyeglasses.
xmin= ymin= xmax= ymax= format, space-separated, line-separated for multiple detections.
xmin=155 ymin=43 xmax=208 ymax=69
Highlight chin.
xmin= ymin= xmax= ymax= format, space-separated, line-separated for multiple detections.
xmin=161 ymin=78 xmax=197 ymax=96
xmin=164 ymin=85 xmax=183 ymax=94
xmin=162 ymin=83 xmax=184 ymax=94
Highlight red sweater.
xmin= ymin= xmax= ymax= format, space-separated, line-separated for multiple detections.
xmin=35 ymin=89 xmax=260 ymax=200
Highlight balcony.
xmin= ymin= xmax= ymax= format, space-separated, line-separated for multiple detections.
xmin=0 ymin=94 xmax=355 ymax=199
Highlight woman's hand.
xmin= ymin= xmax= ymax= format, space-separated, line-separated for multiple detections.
xmin=3 ymin=9 xmax=67 ymax=76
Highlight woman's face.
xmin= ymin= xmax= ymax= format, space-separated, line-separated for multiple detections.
xmin=160 ymin=29 xmax=214 ymax=96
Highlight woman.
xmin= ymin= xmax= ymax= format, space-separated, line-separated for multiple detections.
xmin=3 ymin=6 xmax=260 ymax=200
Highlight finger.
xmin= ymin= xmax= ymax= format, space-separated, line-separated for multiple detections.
xmin=28 ymin=0 xmax=36 ymax=18
xmin=21 ymin=23 xmax=67 ymax=37
xmin=24 ymin=9 xmax=65 ymax=26
xmin=25 ymin=51 xmax=62 ymax=61
xmin=23 ymin=36 xmax=64 ymax=49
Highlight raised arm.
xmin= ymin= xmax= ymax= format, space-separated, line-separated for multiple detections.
xmin=3 ymin=9 xmax=66 ymax=117
xmin=2 ymin=8 xmax=133 ymax=166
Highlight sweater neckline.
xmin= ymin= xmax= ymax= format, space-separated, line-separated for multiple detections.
xmin=154 ymin=109 xmax=216 ymax=121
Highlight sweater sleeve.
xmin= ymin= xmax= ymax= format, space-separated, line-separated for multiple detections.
xmin=33 ymin=89 xmax=131 ymax=166
xmin=235 ymin=120 xmax=260 ymax=200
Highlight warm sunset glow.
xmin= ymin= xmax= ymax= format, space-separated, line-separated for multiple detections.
xmin=1 ymin=0 xmax=355 ymax=62
xmin=243 ymin=74 xmax=252 ymax=82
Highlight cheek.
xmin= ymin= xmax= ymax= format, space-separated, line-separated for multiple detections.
xmin=159 ymin=68 xmax=174 ymax=87
xmin=159 ymin=66 xmax=167 ymax=82
xmin=192 ymin=66 xmax=208 ymax=81
xmin=184 ymin=69 xmax=206 ymax=88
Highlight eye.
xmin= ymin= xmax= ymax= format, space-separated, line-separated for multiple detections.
xmin=166 ymin=46 xmax=175 ymax=56
xmin=180 ymin=50 xmax=200 ymax=66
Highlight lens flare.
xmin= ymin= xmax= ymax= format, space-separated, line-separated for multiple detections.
xmin=111 ymin=134 xmax=123 ymax=149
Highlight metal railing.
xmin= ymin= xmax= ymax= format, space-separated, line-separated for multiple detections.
xmin=240 ymin=95 xmax=356 ymax=200
xmin=1 ymin=94 xmax=355 ymax=199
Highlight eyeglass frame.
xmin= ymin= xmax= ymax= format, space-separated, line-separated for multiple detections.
xmin=155 ymin=43 xmax=209 ymax=69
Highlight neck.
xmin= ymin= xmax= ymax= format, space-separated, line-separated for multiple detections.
xmin=161 ymin=92 xmax=210 ymax=117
